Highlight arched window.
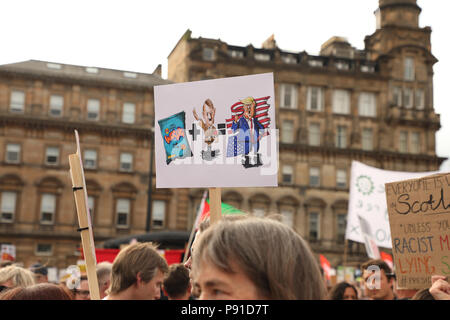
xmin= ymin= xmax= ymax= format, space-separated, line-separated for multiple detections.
xmin=36 ymin=177 xmax=64 ymax=225
xmin=0 ymin=174 xmax=24 ymax=223
xmin=111 ymin=182 xmax=137 ymax=229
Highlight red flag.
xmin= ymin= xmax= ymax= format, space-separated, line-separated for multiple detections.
xmin=320 ymin=254 xmax=331 ymax=280
xmin=380 ymin=251 xmax=394 ymax=271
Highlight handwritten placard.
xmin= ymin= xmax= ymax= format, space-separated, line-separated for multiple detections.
xmin=385 ymin=173 xmax=450 ymax=289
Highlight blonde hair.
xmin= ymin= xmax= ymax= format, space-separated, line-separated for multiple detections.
xmin=109 ymin=242 xmax=168 ymax=295
xmin=0 ymin=265 xmax=36 ymax=288
xmin=192 ymin=217 xmax=326 ymax=300
xmin=240 ymin=97 xmax=255 ymax=106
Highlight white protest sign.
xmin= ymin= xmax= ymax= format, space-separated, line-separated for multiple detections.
xmin=154 ymin=73 xmax=278 ymax=188
xmin=1 ymin=244 xmax=16 ymax=261
xmin=358 ymin=215 xmax=381 ymax=259
xmin=346 ymin=161 xmax=440 ymax=248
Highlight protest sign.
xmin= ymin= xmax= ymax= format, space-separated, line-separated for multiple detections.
xmin=153 ymin=73 xmax=278 ymax=189
xmin=1 ymin=244 xmax=15 ymax=261
xmin=358 ymin=215 xmax=381 ymax=259
xmin=385 ymin=173 xmax=450 ymax=289
xmin=346 ymin=161 xmax=439 ymax=248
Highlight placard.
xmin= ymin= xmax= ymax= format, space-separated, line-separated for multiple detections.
xmin=385 ymin=173 xmax=450 ymax=289
xmin=154 ymin=73 xmax=278 ymax=188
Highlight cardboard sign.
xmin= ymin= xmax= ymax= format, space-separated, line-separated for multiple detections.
xmin=385 ymin=173 xmax=450 ymax=289
xmin=154 ymin=73 xmax=278 ymax=188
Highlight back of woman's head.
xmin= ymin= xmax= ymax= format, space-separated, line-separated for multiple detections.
xmin=0 ymin=265 xmax=35 ymax=288
xmin=0 ymin=283 xmax=73 ymax=300
xmin=193 ymin=217 xmax=326 ymax=300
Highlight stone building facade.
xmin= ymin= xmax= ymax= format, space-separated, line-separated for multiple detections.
xmin=167 ymin=0 xmax=444 ymax=266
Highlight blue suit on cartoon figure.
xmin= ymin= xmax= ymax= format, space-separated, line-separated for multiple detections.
xmin=231 ymin=116 xmax=264 ymax=155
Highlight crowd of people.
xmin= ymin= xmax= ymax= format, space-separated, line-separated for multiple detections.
xmin=0 ymin=215 xmax=449 ymax=300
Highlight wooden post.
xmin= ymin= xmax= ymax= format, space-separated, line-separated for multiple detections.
xmin=69 ymin=130 xmax=100 ymax=300
xmin=343 ymin=238 xmax=348 ymax=267
xmin=209 ymin=187 xmax=222 ymax=225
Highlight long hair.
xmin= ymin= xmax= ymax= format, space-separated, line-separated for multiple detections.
xmin=192 ymin=217 xmax=327 ymax=300
xmin=0 ymin=265 xmax=35 ymax=288
xmin=0 ymin=283 xmax=73 ymax=300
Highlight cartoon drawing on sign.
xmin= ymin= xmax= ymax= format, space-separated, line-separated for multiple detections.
xmin=356 ymin=175 xmax=374 ymax=196
xmin=157 ymin=111 xmax=193 ymax=165
xmin=226 ymin=96 xmax=271 ymax=168
xmin=192 ymin=99 xmax=219 ymax=161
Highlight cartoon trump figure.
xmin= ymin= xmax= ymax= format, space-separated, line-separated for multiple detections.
xmin=231 ymin=97 xmax=265 ymax=168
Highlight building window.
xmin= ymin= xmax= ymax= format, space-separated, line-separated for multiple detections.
xmin=280 ymin=209 xmax=294 ymax=228
xmin=282 ymin=54 xmax=297 ymax=64
xmin=84 ymin=150 xmax=97 ymax=169
xmin=280 ymin=84 xmax=298 ymax=109
xmin=116 ymin=198 xmax=130 ymax=228
xmin=307 ymin=87 xmax=324 ymax=111
xmin=119 ymin=153 xmax=133 ymax=172
xmin=308 ymin=123 xmax=321 ymax=146
xmin=122 ymin=102 xmax=135 ymax=124
xmin=45 ymin=147 xmax=60 ymax=165
xmin=404 ymin=57 xmax=415 ymax=81
xmin=332 ymin=89 xmax=350 ymax=114
xmin=202 ymin=48 xmax=215 ymax=61
xmin=281 ymin=120 xmax=294 ymax=144
xmin=5 ymin=144 xmax=21 ymax=164
xmin=335 ymin=126 xmax=347 ymax=148
xmin=309 ymin=167 xmax=320 ymax=187
xmin=403 ymin=88 xmax=413 ymax=109
xmin=253 ymin=208 xmax=266 ymax=217
xmin=358 ymin=92 xmax=376 ymax=117
xmin=46 ymin=63 xmax=61 ymax=70
xmin=411 ymin=132 xmax=420 ymax=154
xmin=49 ymin=95 xmax=64 ymax=117
xmin=40 ymin=193 xmax=56 ymax=225
xmin=35 ymin=244 xmax=53 ymax=256
xmin=336 ymin=169 xmax=347 ymax=188
xmin=362 ymin=128 xmax=373 ymax=151
xmin=282 ymin=165 xmax=293 ymax=184
xmin=123 ymin=72 xmax=137 ymax=79
xmin=309 ymin=212 xmax=320 ymax=242
xmin=337 ymin=214 xmax=347 ymax=243
xmin=87 ymin=99 xmax=100 ymax=121
xmin=308 ymin=59 xmax=323 ymax=67
xmin=335 ymin=61 xmax=349 ymax=70
xmin=86 ymin=67 xmax=99 ymax=74
xmin=1 ymin=192 xmax=16 ymax=223
xmin=152 ymin=200 xmax=166 ymax=228
xmin=10 ymin=91 xmax=25 ymax=113
xmin=254 ymin=53 xmax=271 ymax=61
xmin=399 ymin=131 xmax=408 ymax=153
xmin=392 ymin=87 xmax=402 ymax=106
xmin=415 ymin=89 xmax=425 ymax=110
xmin=228 ymin=50 xmax=244 ymax=58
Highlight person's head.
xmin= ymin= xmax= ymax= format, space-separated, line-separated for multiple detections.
xmin=411 ymin=288 xmax=435 ymax=300
xmin=72 ymin=276 xmax=90 ymax=300
xmin=327 ymin=282 xmax=358 ymax=300
xmin=109 ymin=242 xmax=168 ymax=300
xmin=96 ymin=261 xmax=112 ymax=299
xmin=192 ymin=217 xmax=326 ymax=300
xmin=202 ymin=99 xmax=216 ymax=127
xmin=163 ymin=264 xmax=191 ymax=300
xmin=29 ymin=263 xmax=48 ymax=284
xmin=0 ymin=265 xmax=35 ymax=290
xmin=361 ymin=259 xmax=395 ymax=300
xmin=0 ymin=283 xmax=73 ymax=300
xmin=241 ymin=97 xmax=256 ymax=119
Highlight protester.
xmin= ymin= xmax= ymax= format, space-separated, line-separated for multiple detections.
xmin=96 ymin=261 xmax=112 ymax=299
xmin=428 ymin=275 xmax=450 ymax=300
xmin=105 ymin=242 xmax=168 ymax=300
xmin=327 ymin=281 xmax=358 ymax=300
xmin=360 ymin=259 xmax=396 ymax=300
xmin=0 ymin=265 xmax=35 ymax=291
xmin=0 ymin=283 xmax=73 ymax=300
xmin=72 ymin=276 xmax=90 ymax=300
xmin=163 ymin=263 xmax=191 ymax=300
xmin=29 ymin=263 xmax=48 ymax=284
xmin=192 ymin=216 xmax=327 ymax=300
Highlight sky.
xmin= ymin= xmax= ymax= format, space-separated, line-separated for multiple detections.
xmin=1 ymin=0 xmax=449 ymax=170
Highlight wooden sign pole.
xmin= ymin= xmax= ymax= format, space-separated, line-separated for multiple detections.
xmin=69 ymin=130 xmax=100 ymax=300
xmin=209 ymin=187 xmax=222 ymax=225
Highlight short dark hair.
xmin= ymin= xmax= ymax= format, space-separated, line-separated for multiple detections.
xmin=361 ymin=259 xmax=395 ymax=279
xmin=163 ymin=264 xmax=190 ymax=299
xmin=327 ymin=281 xmax=358 ymax=300
xmin=411 ymin=288 xmax=435 ymax=300
xmin=0 ymin=283 xmax=73 ymax=300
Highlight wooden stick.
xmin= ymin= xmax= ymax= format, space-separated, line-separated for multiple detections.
xmin=343 ymin=238 xmax=348 ymax=267
xmin=68 ymin=131 xmax=100 ymax=300
xmin=209 ymin=187 xmax=222 ymax=225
